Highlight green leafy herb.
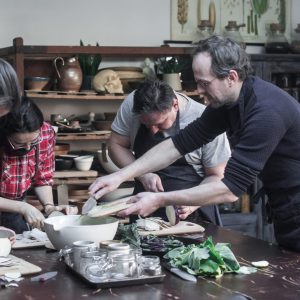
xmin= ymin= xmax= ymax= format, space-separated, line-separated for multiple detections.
xmin=156 ymin=56 xmax=187 ymax=74
xmin=115 ymin=223 xmax=141 ymax=248
xmin=78 ymin=40 xmax=102 ymax=76
xmin=164 ymin=236 xmax=242 ymax=278
xmin=141 ymin=235 xmax=184 ymax=253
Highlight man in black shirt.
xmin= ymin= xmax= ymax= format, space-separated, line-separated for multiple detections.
xmin=89 ymin=36 xmax=300 ymax=252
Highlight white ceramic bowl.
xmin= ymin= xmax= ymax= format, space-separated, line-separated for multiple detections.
xmin=44 ymin=215 xmax=119 ymax=250
xmin=74 ymin=155 xmax=94 ymax=171
xmin=0 ymin=238 xmax=11 ymax=257
xmin=97 ymin=144 xmax=120 ymax=174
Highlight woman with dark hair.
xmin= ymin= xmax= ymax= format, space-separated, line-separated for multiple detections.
xmin=0 ymin=97 xmax=77 ymax=233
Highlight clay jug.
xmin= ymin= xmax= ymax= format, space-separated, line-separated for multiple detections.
xmin=54 ymin=56 xmax=83 ymax=92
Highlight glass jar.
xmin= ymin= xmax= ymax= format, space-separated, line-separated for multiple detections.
xmin=265 ymin=23 xmax=290 ymax=53
xmin=141 ymin=255 xmax=161 ymax=276
xmin=291 ymin=24 xmax=300 ymax=54
xmin=109 ymin=252 xmax=138 ymax=279
xmin=192 ymin=20 xmax=213 ymax=44
xmin=84 ymin=250 xmax=112 ymax=281
xmin=223 ymin=21 xmax=246 ymax=49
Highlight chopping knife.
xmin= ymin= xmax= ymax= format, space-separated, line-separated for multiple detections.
xmin=81 ymin=196 xmax=97 ymax=215
xmin=163 ymin=262 xmax=197 ymax=282
xmin=31 ymin=271 xmax=58 ymax=282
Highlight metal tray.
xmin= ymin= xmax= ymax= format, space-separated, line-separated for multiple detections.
xmin=64 ymin=261 xmax=165 ymax=288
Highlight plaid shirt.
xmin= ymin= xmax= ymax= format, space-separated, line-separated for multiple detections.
xmin=0 ymin=122 xmax=55 ymax=200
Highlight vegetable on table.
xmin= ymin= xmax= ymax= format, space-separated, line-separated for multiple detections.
xmin=251 ymin=260 xmax=269 ymax=268
xmin=165 ymin=206 xmax=180 ymax=226
xmin=164 ymin=236 xmax=256 ymax=278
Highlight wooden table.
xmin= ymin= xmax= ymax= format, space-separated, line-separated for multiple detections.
xmin=3 ymin=223 xmax=300 ymax=300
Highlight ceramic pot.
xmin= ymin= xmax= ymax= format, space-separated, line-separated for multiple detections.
xmin=163 ymin=73 xmax=182 ymax=91
xmin=54 ymin=56 xmax=83 ymax=92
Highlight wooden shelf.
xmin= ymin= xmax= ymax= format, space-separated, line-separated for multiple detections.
xmin=25 ymin=90 xmax=126 ymax=101
xmin=26 ymin=90 xmax=200 ymax=101
xmin=56 ymin=131 xmax=111 ymax=141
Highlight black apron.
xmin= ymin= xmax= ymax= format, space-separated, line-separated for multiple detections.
xmin=132 ymin=111 xmax=221 ymax=225
xmin=265 ymin=186 xmax=300 ymax=252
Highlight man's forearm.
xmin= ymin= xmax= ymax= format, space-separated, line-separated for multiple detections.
xmin=160 ymin=180 xmax=238 ymax=208
xmin=117 ymin=138 xmax=181 ymax=182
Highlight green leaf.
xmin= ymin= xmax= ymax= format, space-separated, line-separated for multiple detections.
xmin=215 ymin=243 xmax=240 ymax=272
xmin=164 ymin=236 xmax=243 ymax=278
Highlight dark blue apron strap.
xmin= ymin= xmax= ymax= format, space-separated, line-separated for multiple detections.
xmin=250 ymin=186 xmax=272 ymax=224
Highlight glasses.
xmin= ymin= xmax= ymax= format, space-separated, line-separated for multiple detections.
xmin=196 ymin=77 xmax=218 ymax=90
xmin=7 ymin=133 xmax=41 ymax=150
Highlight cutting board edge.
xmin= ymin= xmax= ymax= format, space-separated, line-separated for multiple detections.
xmin=0 ymin=254 xmax=42 ymax=276
xmin=138 ymin=221 xmax=205 ymax=236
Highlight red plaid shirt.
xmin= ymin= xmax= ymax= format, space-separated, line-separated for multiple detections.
xmin=0 ymin=122 xmax=55 ymax=200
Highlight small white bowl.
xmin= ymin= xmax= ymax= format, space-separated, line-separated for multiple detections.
xmin=74 ymin=155 xmax=94 ymax=171
xmin=97 ymin=148 xmax=119 ymax=174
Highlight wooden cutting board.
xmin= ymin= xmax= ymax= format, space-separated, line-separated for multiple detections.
xmin=0 ymin=254 xmax=41 ymax=275
xmin=12 ymin=240 xmax=46 ymax=249
xmin=138 ymin=221 xmax=205 ymax=236
xmin=88 ymin=196 xmax=133 ymax=218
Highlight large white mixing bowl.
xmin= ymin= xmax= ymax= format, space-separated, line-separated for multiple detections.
xmin=44 ymin=215 xmax=119 ymax=250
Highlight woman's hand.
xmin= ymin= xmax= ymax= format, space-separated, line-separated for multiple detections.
xmin=21 ymin=203 xmax=45 ymax=229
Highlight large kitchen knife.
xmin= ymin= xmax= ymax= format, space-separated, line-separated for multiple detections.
xmin=163 ymin=262 xmax=197 ymax=282
xmin=169 ymin=267 xmax=197 ymax=282
xmin=81 ymin=196 xmax=97 ymax=215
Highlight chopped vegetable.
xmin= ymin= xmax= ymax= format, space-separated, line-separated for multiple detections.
xmin=164 ymin=236 xmax=241 ymax=278
xmin=165 ymin=206 xmax=180 ymax=226
xmin=136 ymin=218 xmax=160 ymax=231
xmin=251 ymin=260 xmax=269 ymax=268
xmin=141 ymin=235 xmax=184 ymax=253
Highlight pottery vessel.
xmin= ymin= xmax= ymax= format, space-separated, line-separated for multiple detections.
xmin=54 ymin=56 xmax=83 ymax=92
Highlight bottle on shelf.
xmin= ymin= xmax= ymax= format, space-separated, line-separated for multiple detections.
xmin=265 ymin=23 xmax=290 ymax=54
xmin=192 ymin=20 xmax=213 ymax=44
xmin=291 ymin=24 xmax=300 ymax=54
xmin=223 ymin=21 xmax=246 ymax=49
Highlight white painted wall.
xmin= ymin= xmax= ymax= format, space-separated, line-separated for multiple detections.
xmin=0 ymin=0 xmax=170 ymax=47
xmin=0 ymin=0 xmax=299 ymax=151
xmin=1 ymin=0 xmax=299 ymax=48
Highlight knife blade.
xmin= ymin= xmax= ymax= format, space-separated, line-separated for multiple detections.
xmin=81 ymin=196 xmax=97 ymax=215
xmin=31 ymin=271 xmax=58 ymax=282
xmin=170 ymin=267 xmax=197 ymax=282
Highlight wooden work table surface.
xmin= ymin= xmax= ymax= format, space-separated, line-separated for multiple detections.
xmin=3 ymin=222 xmax=300 ymax=300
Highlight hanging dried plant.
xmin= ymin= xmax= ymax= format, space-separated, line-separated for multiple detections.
xmin=251 ymin=0 xmax=268 ymax=18
xmin=177 ymin=0 xmax=188 ymax=32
